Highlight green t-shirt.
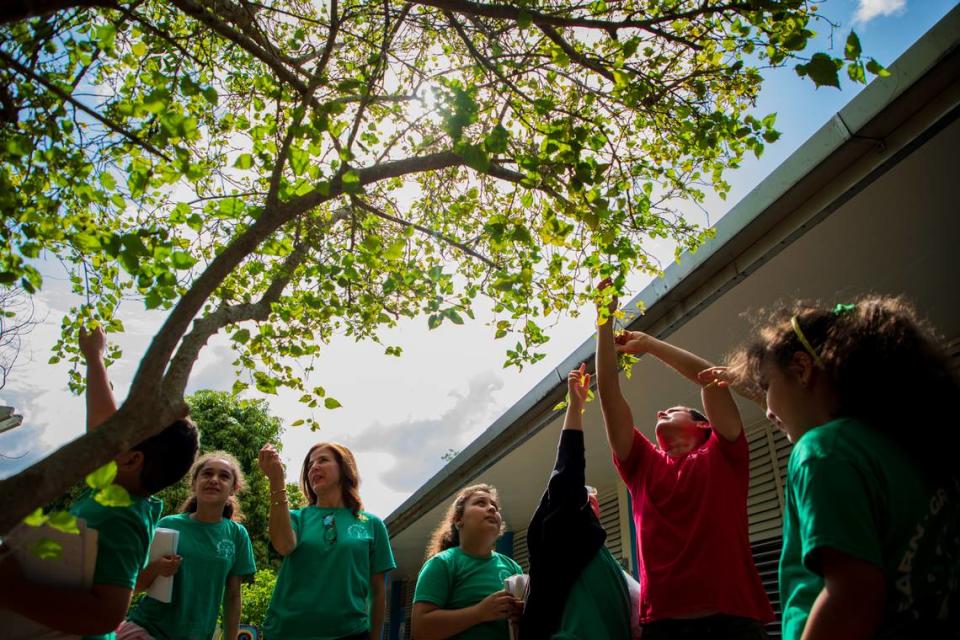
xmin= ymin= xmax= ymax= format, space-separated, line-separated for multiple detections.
xmin=127 ymin=513 xmax=257 ymax=639
xmin=552 ymin=546 xmax=631 ymax=640
xmin=780 ymin=417 xmax=960 ymax=639
xmin=69 ymin=489 xmax=163 ymax=640
xmin=263 ymin=507 xmax=396 ymax=639
xmin=414 ymin=546 xmax=523 ymax=640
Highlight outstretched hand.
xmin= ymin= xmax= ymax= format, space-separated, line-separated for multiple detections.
xmin=613 ymin=330 xmax=651 ymax=355
xmin=567 ymin=363 xmax=591 ymax=409
xmin=258 ymin=444 xmax=286 ymax=485
xmin=78 ymin=325 xmax=106 ymax=362
xmin=698 ymin=365 xmax=764 ymax=405
xmin=595 ymin=277 xmax=618 ymax=319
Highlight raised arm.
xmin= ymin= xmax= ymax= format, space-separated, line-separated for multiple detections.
xmin=257 ymin=444 xmax=297 ymax=555
xmin=545 ymin=365 xmax=591 ymax=505
xmin=617 ymin=332 xmax=744 ymax=442
xmin=79 ymin=326 xmax=117 ymax=431
xmin=595 ymin=282 xmax=636 ymax=461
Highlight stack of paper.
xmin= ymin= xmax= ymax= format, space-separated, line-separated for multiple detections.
xmin=503 ymin=574 xmax=529 ymax=640
xmin=0 ymin=520 xmax=98 ymax=640
xmin=145 ymin=527 xmax=180 ymax=603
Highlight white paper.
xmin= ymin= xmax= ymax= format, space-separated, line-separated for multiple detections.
xmin=145 ymin=527 xmax=179 ymax=603
xmin=0 ymin=520 xmax=98 ymax=640
xmin=504 ymin=574 xmax=529 ymax=640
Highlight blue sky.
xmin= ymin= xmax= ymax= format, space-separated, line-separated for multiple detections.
xmin=1 ymin=0 xmax=955 ymax=518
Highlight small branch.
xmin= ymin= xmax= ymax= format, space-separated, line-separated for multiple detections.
xmin=537 ymin=24 xmax=614 ymax=82
xmin=408 ymin=0 xmax=762 ymax=33
xmin=0 ymin=49 xmax=172 ymax=161
xmin=352 ymin=198 xmax=496 ymax=267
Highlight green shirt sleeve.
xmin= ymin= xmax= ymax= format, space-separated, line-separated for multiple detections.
xmin=790 ymin=453 xmax=883 ymax=572
xmin=289 ymin=508 xmax=302 ymax=543
xmin=369 ymin=515 xmax=397 ymax=575
xmin=414 ymin=554 xmax=451 ymax=606
xmin=231 ymin=523 xmax=257 ymax=577
xmin=93 ymin=509 xmax=150 ymax=589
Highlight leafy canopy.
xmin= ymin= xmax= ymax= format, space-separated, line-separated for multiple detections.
xmin=0 ymin=0 xmax=885 ymax=430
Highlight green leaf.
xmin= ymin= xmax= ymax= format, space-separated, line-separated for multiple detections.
xmin=234 ymin=154 xmax=254 ymax=170
xmin=47 ymin=511 xmax=80 ymax=535
xmin=795 ymin=53 xmax=840 ymax=89
xmin=30 ymin=539 xmax=63 ymax=560
xmin=845 ymin=32 xmax=862 ymax=61
xmin=341 ymin=169 xmax=361 ymax=193
xmin=94 ymin=484 xmax=133 ymax=507
xmin=866 ymin=58 xmax=891 ymax=77
xmin=457 ymin=143 xmax=490 ymax=173
xmin=170 ymin=251 xmax=196 ymax=270
xmin=24 ymin=508 xmax=47 ymax=527
xmin=483 ymin=125 xmax=509 ymax=154
xmin=85 ymin=461 xmax=118 ymax=490
xmin=323 ymin=397 xmax=342 ymax=410
xmin=232 ymin=328 xmax=251 ymax=344
xmin=99 ymin=172 xmax=117 ymax=191
xmin=517 ymin=9 xmax=533 ymax=29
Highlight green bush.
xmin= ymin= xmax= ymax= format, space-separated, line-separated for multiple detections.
xmin=241 ymin=568 xmax=277 ymax=629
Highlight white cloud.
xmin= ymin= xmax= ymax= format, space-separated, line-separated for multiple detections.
xmin=346 ymin=372 xmax=505 ymax=492
xmin=854 ymin=0 xmax=907 ymax=25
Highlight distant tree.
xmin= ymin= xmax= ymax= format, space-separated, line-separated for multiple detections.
xmin=0 ymin=284 xmax=38 ymax=392
xmin=154 ymin=390 xmax=306 ymax=569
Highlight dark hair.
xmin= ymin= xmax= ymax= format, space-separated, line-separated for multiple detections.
xmin=424 ymin=484 xmax=506 ymax=561
xmin=685 ymin=407 xmax=712 ymax=444
xmin=132 ymin=418 xmax=199 ymax=494
xmin=300 ymin=442 xmax=363 ymax=517
xmin=179 ymin=451 xmax=245 ymax=521
xmin=728 ymin=295 xmax=960 ymax=480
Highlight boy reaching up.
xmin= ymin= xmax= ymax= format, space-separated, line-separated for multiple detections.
xmin=0 ymin=326 xmax=199 ymax=640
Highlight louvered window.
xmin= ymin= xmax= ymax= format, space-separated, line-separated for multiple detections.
xmin=746 ymin=420 xmax=792 ymax=639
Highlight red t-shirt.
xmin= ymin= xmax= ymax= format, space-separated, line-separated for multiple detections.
xmin=614 ymin=428 xmax=774 ymax=624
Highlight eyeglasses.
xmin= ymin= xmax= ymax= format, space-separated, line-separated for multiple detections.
xmin=322 ymin=513 xmax=337 ymax=545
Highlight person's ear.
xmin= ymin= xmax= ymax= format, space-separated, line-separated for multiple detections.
xmin=789 ymin=352 xmax=815 ymax=388
xmin=116 ymin=450 xmax=144 ymax=473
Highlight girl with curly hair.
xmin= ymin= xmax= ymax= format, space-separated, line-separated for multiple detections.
xmin=413 ymin=484 xmax=523 ymax=640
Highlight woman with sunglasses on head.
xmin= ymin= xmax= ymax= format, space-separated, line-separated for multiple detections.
xmin=258 ymin=441 xmax=396 ymax=640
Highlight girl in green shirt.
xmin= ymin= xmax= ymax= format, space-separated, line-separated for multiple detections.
xmin=258 ymin=441 xmax=395 ymax=640
xmin=726 ymin=295 xmax=960 ymax=639
xmin=413 ymin=484 xmax=523 ymax=640
xmin=119 ymin=451 xmax=256 ymax=640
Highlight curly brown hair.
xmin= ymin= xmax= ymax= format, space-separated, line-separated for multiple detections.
xmin=727 ymin=295 xmax=959 ymax=479
xmin=179 ymin=451 xmax=245 ymax=521
xmin=300 ymin=442 xmax=364 ymax=517
xmin=424 ymin=484 xmax=506 ymax=561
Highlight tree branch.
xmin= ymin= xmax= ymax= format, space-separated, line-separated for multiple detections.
xmin=407 ymin=0 xmax=762 ymax=32
xmin=537 ymin=23 xmax=614 ymax=82
xmin=0 ymin=49 xmax=173 ymax=162
xmin=161 ymin=210 xmax=349 ymax=398
xmin=352 ymin=197 xmax=496 ymax=267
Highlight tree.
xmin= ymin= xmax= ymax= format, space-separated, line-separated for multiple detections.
xmin=154 ymin=390 xmax=306 ymax=569
xmin=0 ymin=0 xmax=884 ymax=533
xmin=0 ymin=284 xmax=39 ymax=392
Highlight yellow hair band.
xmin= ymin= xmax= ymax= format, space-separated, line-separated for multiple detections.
xmin=791 ymin=315 xmax=825 ymax=368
